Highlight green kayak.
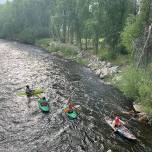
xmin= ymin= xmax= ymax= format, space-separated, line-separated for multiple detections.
xmin=66 ymin=110 xmax=78 ymax=120
xmin=38 ymin=98 xmax=49 ymax=112
xmin=17 ymin=88 xmax=44 ymax=96
xmin=63 ymin=104 xmax=78 ymax=120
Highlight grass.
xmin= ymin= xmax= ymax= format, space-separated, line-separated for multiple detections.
xmin=113 ymin=66 xmax=152 ymax=123
xmin=35 ymin=38 xmax=78 ymax=57
xmin=76 ymin=57 xmax=89 ymax=65
xmin=35 ymin=38 xmax=89 ymax=65
xmin=97 ymin=47 xmax=130 ymax=66
xmin=35 ymin=38 xmax=130 ymax=68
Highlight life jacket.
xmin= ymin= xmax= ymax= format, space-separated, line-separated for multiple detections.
xmin=63 ymin=103 xmax=74 ymax=113
xmin=115 ymin=116 xmax=121 ymax=126
xmin=63 ymin=104 xmax=69 ymax=113
xmin=69 ymin=103 xmax=75 ymax=110
xmin=41 ymin=102 xmax=48 ymax=106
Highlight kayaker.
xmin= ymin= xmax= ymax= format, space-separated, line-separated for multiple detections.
xmin=112 ymin=116 xmax=125 ymax=131
xmin=39 ymin=97 xmax=48 ymax=106
xmin=26 ymin=85 xmax=33 ymax=97
xmin=64 ymin=97 xmax=75 ymax=113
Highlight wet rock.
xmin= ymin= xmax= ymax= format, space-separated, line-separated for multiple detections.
xmin=101 ymin=61 xmax=106 ymax=66
xmin=109 ymin=66 xmax=119 ymax=73
xmin=124 ymin=104 xmax=149 ymax=124
xmin=95 ymin=69 xmax=101 ymax=76
xmin=102 ymin=67 xmax=109 ymax=76
xmin=100 ymin=73 xmax=107 ymax=79
xmin=138 ymin=113 xmax=149 ymax=123
xmin=107 ymin=62 xmax=112 ymax=68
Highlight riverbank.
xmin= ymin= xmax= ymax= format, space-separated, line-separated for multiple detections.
xmin=35 ymin=38 xmax=152 ymax=125
xmin=35 ymin=38 xmax=124 ymax=84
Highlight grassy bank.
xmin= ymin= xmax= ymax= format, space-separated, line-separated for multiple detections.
xmin=35 ymin=38 xmax=89 ymax=65
xmin=113 ymin=66 xmax=152 ymax=124
xmin=35 ymin=38 xmax=129 ymax=66
xmin=36 ymin=38 xmax=152 ymax=124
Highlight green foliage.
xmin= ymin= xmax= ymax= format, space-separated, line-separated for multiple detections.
xmin=0 ymin=0 xmax=136 ymax=55
xmin=121 ymin=15 xmax=143 ymax=51
xmin=36 ymin=38 xmax=89 ymax=65
xmin=115 ymin=66 xmax=145 ymax=99
xmin=115 ymin=66 xmax=152 ymax=115
xmin=76 ymin=57 xmax=89 ymax=65
xmin=121 ymin=0 xmax=152 ymax=52
xmin=36 ymin=39 xmax=78 ymax=58
xmin=35 ymin=38 xmax=50 ymax=48
xmin=0 ymin=0 xmax=50 ymax=43
xmin=98 ymin=47 xmax=117 ymax=61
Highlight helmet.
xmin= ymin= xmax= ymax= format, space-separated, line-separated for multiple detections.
xmin=26 ymin=85 xmax=29 ymax=88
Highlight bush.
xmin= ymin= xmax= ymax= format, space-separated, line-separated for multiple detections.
xmin=35 ymin=38 xmax=51 ymax=48
xmin=121 ymin=15 xmax=143 ymax=52
xmin=98 ymin=48 xmax=116 ymax=61
xmin=17 ymin=28 xmax=36 ymax=44
xmin=115 ymin=66 xmax=141 ymax=100
xmin=35 ymin=39 xmax=78 ymax=58
xmin=76 ymin=57 xmax=89 ymax=65
xmin=114 ymin=66 xmax=152 ymax=115
xmin=15 ymin=26 xmax=49 ymax=44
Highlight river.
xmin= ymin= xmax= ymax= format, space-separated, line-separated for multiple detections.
xmin=0 ymin=40 xmax=152 ymax=152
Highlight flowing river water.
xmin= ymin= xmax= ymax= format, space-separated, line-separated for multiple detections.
xmin=0 ymin=40 xmax=152 ymax=152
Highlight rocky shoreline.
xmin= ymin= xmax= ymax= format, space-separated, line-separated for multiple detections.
xmin=76 ymin=50 xmax=120 ymax=82
xmin=87 ymin=56 xmax=119 ymax=79
xmin=77 ymin=51 xmax=151 ymax=125
xmin=36 ymin=40 xmax=121 ymax=82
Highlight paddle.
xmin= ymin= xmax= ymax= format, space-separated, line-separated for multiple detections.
xmin=121 ymin=117 xmax=133 ymax=125
xmin=74 ymin=105 xmax=81 ymax=112
xmin=63 ymin=97 xmax=81 ymax=112
xmin=16 ymin=88 xmax=44 ymax=96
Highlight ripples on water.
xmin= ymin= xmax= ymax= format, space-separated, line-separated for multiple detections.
xmin=0 ymin=40 xmax=152 ymax=152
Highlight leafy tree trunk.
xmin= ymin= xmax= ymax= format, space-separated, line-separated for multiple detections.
xmin=137 ymin=23 xmax=152 ymax=68
xmin=62 ymin=16 xmax=66 ymax=43
xmin=70 ymin=27 xmax=74 ymax=44
xmin=95 ymin=33 xmax=99 ymax=54
xmin=85 ymin=37 xmax=88 ymax=50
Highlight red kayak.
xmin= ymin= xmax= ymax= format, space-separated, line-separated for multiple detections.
xmin=104 ymin=116 xmax=136 ymax=140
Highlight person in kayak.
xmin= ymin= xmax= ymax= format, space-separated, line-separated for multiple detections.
xmin=64 ymin=97 xmax=75 ymax=113
xmin=112 ymin=116 xmax=125 ymax=131
xmin=39 ymin=97 xmax=49 ymax=106
xmin=26 ymin=85 xmax=33 ymax=97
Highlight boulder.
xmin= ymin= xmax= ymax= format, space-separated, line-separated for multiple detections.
xmin=100 ymin=73 xmax=107 ymax=79
xmin=107 ymin=62 xmax=112 ymax=68
xmin=109 ymin=66 xmax=119 ymax=74
xmin=102 ymin=67 xmax=109 ymax=76
xmin=95 ymin=69 xmax=101 ymax=76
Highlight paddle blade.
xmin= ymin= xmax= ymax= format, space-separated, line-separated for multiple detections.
xmin=16 ymin=92 xmax=27 ymax=96
xmin=16 ymin=88 xmax=44 ymax=96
